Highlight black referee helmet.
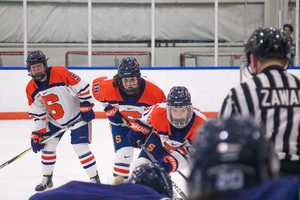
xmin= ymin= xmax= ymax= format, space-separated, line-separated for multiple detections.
xmin=245 ymin=27 xmax=291 ymax=66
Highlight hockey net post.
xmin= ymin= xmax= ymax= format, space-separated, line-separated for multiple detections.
xmin=65 ymin=51 xmax=152 ymax=67
xmin=181 ymin=51 xmax=243 ymax=67
xmin=0 ymin=51 xmax=28 ymax=67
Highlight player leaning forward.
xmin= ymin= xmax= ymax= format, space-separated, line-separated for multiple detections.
xmin=26 ymin=50 xmax=100 ymax=192
xmin=128 ymin=86 xmax=207 ymax=174
xmin=92 ymin=57 xmax=166 ymax=181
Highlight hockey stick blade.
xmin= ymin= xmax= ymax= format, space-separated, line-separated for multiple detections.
xmin=0 ymin=118 xmax=81 ymax=170
xmin=137 ymin=140 xmax=189 ymax=200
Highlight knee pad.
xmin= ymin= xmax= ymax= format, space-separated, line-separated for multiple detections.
xmin=72 ymin=143 xmax=91 ymax=155
xmin=44 ymin=137 xmax=59 ymax=152
xmin=115 ymin=147 xmax=135 ymax=164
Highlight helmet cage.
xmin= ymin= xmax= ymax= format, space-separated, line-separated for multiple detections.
xmin=167 ymin=86 xmax=193 ymax=128
xmin=167 ymin=105 xmax=193 ymax=129
xmin=26 ymin=50 xmax=48 ymax=81
xmin=117 ymin=57 xmax=141 ymax=94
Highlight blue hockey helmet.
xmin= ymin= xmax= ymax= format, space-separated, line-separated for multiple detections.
xmin=128 ymin=163 xmax=173 ymax=198
xmin=167 ymin=86 xmax=193 ymax=129
xmin=188 ymin=117 xmax=279 ymax=199
xmin=117 ymin=57 xmax=141 ymax=95
xmin=244 ymin=27 xmax=290 ymax=67
xmin=26 ymin=50 xmax=48 ymax=81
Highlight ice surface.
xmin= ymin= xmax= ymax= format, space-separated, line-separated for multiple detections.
xmin=0 ymin=119 xmax=188 ymax=200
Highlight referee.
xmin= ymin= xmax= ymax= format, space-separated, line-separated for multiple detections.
xmin=219 ymin=27 xmax=300 ymax=175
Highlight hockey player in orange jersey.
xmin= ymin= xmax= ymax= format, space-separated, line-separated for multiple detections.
xmin=127 ymin=86 xmax=207 ymax=174
xmin=26 ymin=50 xmax=100 ymax=192
xmin=92 ymin=57 xmax=166 ymax=181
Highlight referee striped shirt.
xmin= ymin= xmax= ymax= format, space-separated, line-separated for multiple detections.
xmin=219 ymin=65 xmax=300 ymax=171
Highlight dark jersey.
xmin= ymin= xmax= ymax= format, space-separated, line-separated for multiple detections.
xmin=218 ymin=176 xmax=300 ymax=200
xmin=29 ymin=181 xmax=171 ymax=200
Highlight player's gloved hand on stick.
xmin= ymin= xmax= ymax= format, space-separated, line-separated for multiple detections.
xmin=127 ymin=129 xmax=146 ymax=148
xmin=104 ymin=105 xmax=123 ymax=124
xmin=157 ymin=155 xmax=178 ymax=174
xmin=80 ymin=102 xmax=95 ymax=122
xmin=31 ymin=129 xmax=48 ymax=153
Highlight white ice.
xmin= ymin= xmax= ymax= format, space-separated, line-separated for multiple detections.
xmin=0 ymin=119 xmax=188 ymax=200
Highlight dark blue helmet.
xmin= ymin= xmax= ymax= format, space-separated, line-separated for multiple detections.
xmin=188 ymin=117 xmax=279 ymax=199
xmin=167 ymin=86 xmax=193 ymax=128
xmin=128 ymin=163 xmax=173 ymax=198
xmin=117 ymin=57 xmax=141 ymax=94
xmin=245 ymin=27 xmax=290 ymax=67
xmin=26 ymin=50 xmax=48 ymax=81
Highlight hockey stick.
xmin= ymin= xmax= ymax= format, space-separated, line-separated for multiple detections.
xmin=0 ymin=118 xmax=81 ymax=170
xmin=137 ymin=140 xmax=189 ymax=200
xmin=121 ymin=117 xmax=189 ymax=181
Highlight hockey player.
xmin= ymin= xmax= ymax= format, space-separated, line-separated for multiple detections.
xmin=187 ymin=117 xmax=300 ymax=200
xmin=219 ymin=27 xmax=300 ymax=175
xmin=92 ymin=57 xmax=166 ymax=181
xmin=26 ymin=50 xmax=100 ymax=192
xmin=29 ymin=163 xmax=173 ymax=200
xmin=127 ymin=86 xmax=207 ymax=174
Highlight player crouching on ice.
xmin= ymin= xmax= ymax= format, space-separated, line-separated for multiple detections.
xmin=26 ymin=50 xmax=100 ymax=192
xmin=127 ymin=86 xmax=207 ymax=175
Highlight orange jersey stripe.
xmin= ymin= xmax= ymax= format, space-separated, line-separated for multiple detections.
xmin=79 ymin=90 xmax=90 ymax=96
xmin=41 ymin=155 xmax=57 ymax=160
xmin=81 ymin=155 xmax=95 ymax=164
xmin=114 ymin=167 xmax=130 ymax=174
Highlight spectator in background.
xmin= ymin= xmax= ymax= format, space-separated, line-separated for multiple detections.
xmin=283 ymin=24 xmax=295 ymax=66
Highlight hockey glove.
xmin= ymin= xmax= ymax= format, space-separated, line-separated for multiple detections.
xmin=104 ymin=105 xmax=123 ymax=124
xmin=127 ymin=129 xmax=146 ymax=148
xmin=31 ymin=129 xmax=47 ymax=153
xmin=80 ymin=102 xmax=95 ymax=122
xmin=157 ymin=155 xmax=178 ymax=174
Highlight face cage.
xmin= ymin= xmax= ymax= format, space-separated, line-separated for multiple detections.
xmin=118 ymin=75 xmax=141 ymax=95
xmin=167 ymin=105 xmax=193 ymax=129
xmin=28 ymin=64 xmax=47 ymax=82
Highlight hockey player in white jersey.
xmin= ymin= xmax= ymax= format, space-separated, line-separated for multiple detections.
xmin=26 ymin=50 xmax=100 ymax=191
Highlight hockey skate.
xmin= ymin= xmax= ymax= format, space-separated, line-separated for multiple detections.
xmin=35 ymin=174 xmax=53 ymax=192
xmin=90 ymin=174 xmax=101 ymax=183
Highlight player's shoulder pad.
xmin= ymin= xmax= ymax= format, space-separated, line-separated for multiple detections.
xmin=51 ymin=65 xmax=68 ymax=72
xmin=193 ymin=107 xmax=208 ymax=121
xmin=92 ymin=76 xmax=112 ymax=90
xmin=93 ymin=76 xmax=113 ymax=85
xmin=142 ymin=75 xmax=160 ymax=86
xmin=147 ymin=102 xmax=167 ymax=118
xmin=26 ymin=79 xmax=38 ymax=96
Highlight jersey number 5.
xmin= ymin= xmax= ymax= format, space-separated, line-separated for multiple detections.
xmin=42 ymin=94 xmax=64 ymax=120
